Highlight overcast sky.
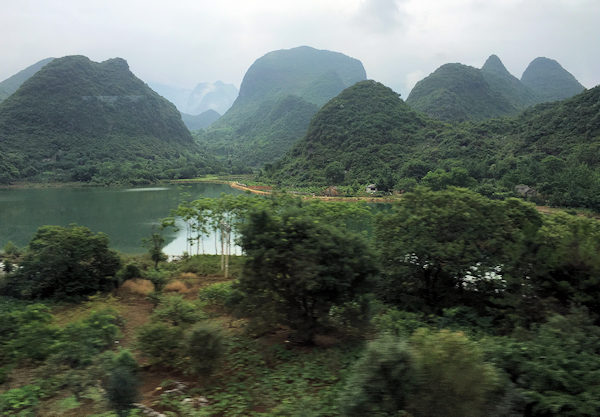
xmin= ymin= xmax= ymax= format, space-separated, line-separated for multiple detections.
xmin=1 ymin=0 xmax=598 ymax=98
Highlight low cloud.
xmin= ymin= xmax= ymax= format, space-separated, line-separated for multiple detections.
xmin=355 ymin=0 xmax=406 ymax=34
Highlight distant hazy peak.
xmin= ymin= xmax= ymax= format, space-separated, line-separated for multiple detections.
xmin=521 ymin=56 xmax=585 ymax=102
xmin=481 ymin=54 xmax=512 ymax=78
xmin=0 ymin=57 xmax=55 ymax=101
xmin=237 ymin=45 xmax=367 ymax=106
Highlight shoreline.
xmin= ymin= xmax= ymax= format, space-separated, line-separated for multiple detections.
xmin=2 ymin=178 xmax=598 ymax=215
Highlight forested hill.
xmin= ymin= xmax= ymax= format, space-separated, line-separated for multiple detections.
xmin=406 ymin=62 xmax=517 ymax=122
xmin=268 ymin=80 xmax=600 ymax=210
xmin=406 ymin=55 xmax=585 ymax=122
xmin=521 ymin=57 xmax=585 ymax=102
xmin=232 ymin=45 xmax=366 ymax=109
xmin=481 ymin=54 xmax=539 ymax=109
xmin=0 ymin=57 xmax=54 ymax=102
xmin=196 ymin=46 xmax=367 ymax=168
xmin=0 ymin=55 xmax=221 ymax=184
xmin=268 ymin=80 xmax=442 ymax=185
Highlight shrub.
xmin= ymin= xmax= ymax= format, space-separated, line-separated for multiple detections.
xmin=163 ymin=280 xmax=191 ymax=294
xmin=197 ymin=281 xmax=234 ymax=307
xmin=339 ymin=335 xmax=416 ymax=416
xmin=144 ymin=269 xmax=169 ymax=291
xmin=340 ymin=329 xmax=500 ymax=417
xmin=408 ymin=328 xmax=500 ymax=417
xmin=1 ymin=304 xmax=58 ymax=363
xmin=119 ymin=264 xmax=142 ymax=282
xmin=136 ymin=322 xmax=183 ymax=367
xmin=105 ymin=350 xmax=140 ymax=417
xmin=52 ymin=309 xmax=120 ymax=368
xmin=120 ymin=279 xmax=155 ymax=296
xmin=0 ymin=384 xmax=42 ymax=415
xmin=152 ymin=295 xmax=205 ymax=326
xmin=185 ymin=323 xmax=225 ymax=376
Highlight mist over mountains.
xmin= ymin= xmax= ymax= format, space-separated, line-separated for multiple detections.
xmin=0 ymin=47 xmax=595 ymax=205
xmin=196 ymin=45 xmax=367 ymax=167
xmin=149 ymin=80 xmax=238 ymax=116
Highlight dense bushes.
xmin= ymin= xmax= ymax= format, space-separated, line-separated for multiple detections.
xmin=136 ymin=294 xmax=223 ymax=375
xmin=341 ymin=330 xmax=500 ymax=417
xmin=3 ymin=191 xmax=600 ymax=416
xmin=0 ymin=301 xmax=127 ymax=415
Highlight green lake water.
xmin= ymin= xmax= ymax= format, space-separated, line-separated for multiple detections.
xmin=0 ymin=183 xmax=244 ymax=255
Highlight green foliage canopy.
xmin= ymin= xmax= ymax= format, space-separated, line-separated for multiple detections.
xmin=2 ymin=224 xmax=121 ymax=299
xmin=376 ymin=187 xmax=542 ymax=311
xmin=236 ymin=207 xmax=377 ymax=341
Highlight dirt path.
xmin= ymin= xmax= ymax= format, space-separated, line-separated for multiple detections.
xmin=115 ymin=295 xmax=154 ymax=348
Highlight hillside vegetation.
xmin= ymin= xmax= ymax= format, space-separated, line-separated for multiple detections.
xmin=196 ymin=46 xmax=367 ymax=167
xmin=0 ymin=56 xmax=222 ymax=184
xmin=2 ymin=192 xmax=600 ymax=416
xmin=406 ymin=63 xmax=517 ymax=121
xmin=269 ymin=80 xmax=600 ymax=210
xmin=481 ymin=54 xmax=538 ymax=109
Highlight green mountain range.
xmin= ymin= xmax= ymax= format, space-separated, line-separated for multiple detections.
xmin=0 ymin=55 xmax=221 ymax=184
xmin=481 ymin=54 xmax=538 ymax=109
xmin=196 ymin=46 xmax=367 ymax=167
xmin=406 ymin=55 xmax=585 ymax=122
xmin=0 ymin=57 xmax=54 ymax=102
xmin=268 ymin=79 xmax=600 ymax=209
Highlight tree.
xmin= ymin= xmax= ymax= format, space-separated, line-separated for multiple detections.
xmin=143 ymin=231 xmax=167 ymax=270
xmin=375 ymin=187 xmax=541 ymax=311
xmin=325 ymin=161 xmax=345 ymax=184
xmin=421 ymin=167 xmax=476 ymax=190
xmin=531 ymin=213 xmax=600 ymax=316
xmin=236 ymin=208 xmax=377 ymax=342
xmin=3 ymin=224 xmax=121 ymax=299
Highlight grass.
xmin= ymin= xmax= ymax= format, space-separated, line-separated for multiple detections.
xmin=50 ymin=294 xmax=123 ymax=326
xmin=120 ymin=279 xmax=155 ymax=296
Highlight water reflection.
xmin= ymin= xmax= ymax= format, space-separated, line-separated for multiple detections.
xmin=0 ymin=183 xmax=244 ymax=255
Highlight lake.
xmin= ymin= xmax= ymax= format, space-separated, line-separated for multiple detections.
xmin=0 ymin=183 xmax=244 ymax=255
